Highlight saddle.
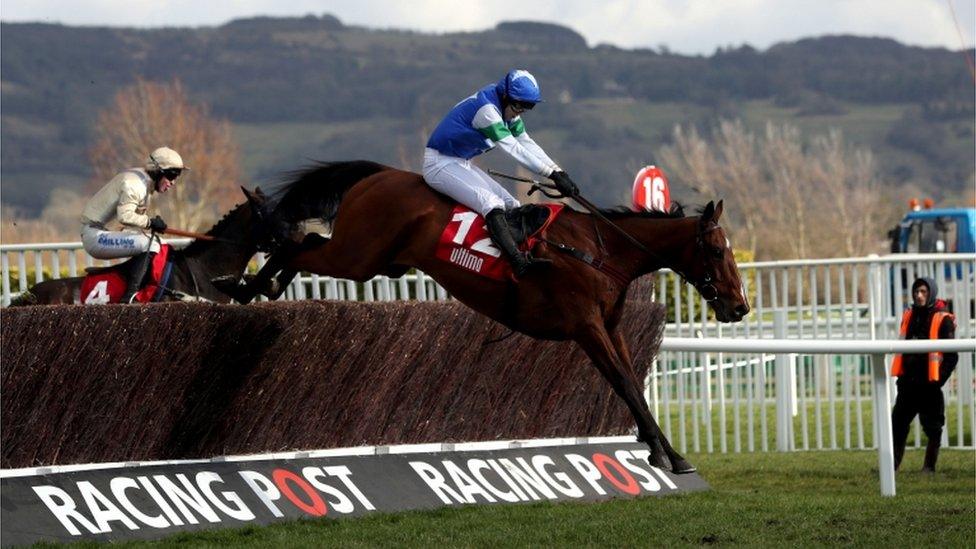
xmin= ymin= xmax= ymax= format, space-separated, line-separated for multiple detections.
xmin=504 ymin=204 xmax=556 ymax=245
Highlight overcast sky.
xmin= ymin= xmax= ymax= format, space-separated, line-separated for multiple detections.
xmin=1 ymin=1 xmax=973 ymax=55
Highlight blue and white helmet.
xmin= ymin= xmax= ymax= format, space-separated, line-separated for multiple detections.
xmin=500 ymin=69 xmax=542 ymax=103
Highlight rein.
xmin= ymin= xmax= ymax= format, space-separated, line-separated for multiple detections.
xmin=489 ymin=170 xmax=722 ymax=300
xmin=491 ymin=169 xmax=653 ymax=255
xmin=163 ymin=227 xmax=248 ymax=247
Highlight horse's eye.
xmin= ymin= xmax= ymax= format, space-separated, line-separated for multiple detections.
xmin=711 ymin=247 xmax=724 ymax=258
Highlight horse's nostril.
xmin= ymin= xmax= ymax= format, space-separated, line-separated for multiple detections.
xmin=734 ymin=304 xmax=750 ymax=317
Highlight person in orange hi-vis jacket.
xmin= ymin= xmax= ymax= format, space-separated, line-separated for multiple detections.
xmin=890 ymin=277 xmax=958 ymax=472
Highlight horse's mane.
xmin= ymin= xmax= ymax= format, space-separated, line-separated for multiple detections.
xmin=181 ymin=202 xmax=249 ymax=256
xmin=270 ymin=160 xmax=391 ymax=224
xmin=597 ymin=201 xmax=686 ymax=219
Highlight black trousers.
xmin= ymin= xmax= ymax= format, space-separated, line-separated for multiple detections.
xmin=892 ymin=383 xmax=945 ymax=444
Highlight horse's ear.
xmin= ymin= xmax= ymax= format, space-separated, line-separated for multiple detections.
xmin=700 ymin=201 xmax=715 ymax=225
xmin=241 ymin=186 xmax=265 ymax=206
xmin=714 ymin=200 xmax=724 ymax=222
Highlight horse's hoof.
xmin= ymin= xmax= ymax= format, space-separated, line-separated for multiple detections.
xmin=645 ymin=437 xmax=672 ymax=471
xmin=670 ymin=459 xmax=697 ymax=474
xmin=648 ymin=457 xmax=672 ymax=472
xmin=646 ymin=452 xmax=672 ymax=471
xmin=262 ymin=278 xmax=282 ymax=297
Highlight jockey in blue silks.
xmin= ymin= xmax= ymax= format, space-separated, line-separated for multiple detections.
xmin=423 ymin=69 xmax=580 ymax=277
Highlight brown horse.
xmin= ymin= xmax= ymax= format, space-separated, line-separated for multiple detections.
xmin=244 ymin=161 xmax=749 ymax=473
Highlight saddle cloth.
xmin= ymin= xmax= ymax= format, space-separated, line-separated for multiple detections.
xmin=80 ymin=244 xmax=174 ymax=304
xmin=435 ymin=203 xmax=564 ymax=280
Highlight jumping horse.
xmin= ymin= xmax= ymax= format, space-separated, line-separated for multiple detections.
xmin=241 ymin=160 xmax=750 ymax=473
xmin=10 ymin=202 xmax=264 ymax=306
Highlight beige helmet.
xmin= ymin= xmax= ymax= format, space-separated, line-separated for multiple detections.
xmin=145 ymin=146 xmax=187 ymax=172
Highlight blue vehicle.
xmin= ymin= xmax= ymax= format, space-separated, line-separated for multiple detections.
xmin=889 ymin=203 xmax=976 ymax=254
xmin=888 ymin=201 xmax=976 ymax=315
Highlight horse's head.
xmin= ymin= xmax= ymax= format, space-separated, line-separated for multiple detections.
xmin=678 ymin=200 xmax=750 ymax=322
xmin=241 ymin=186 xmax=294 ymax=253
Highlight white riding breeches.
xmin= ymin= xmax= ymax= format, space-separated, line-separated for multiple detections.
xmin=423 ymin=147 xmax=520 ymax=217
xmin=81 ymin=224 xmax=159 ymax=260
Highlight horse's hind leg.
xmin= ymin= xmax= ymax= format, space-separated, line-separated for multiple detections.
xmin=575 ymin=323 xmax=674 ymax=472
xmin=609 ymin=329 xmax=695 ymax=474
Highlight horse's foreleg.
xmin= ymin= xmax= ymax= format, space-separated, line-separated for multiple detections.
xmin=608 ymin=329 xmax=695 ymax=474
xmin=224 ymin=235 xmax=329 ymax=303
xmin=223 ymin=258 xmax=281 ymax=303
xmin=576 ymin=324 xmax=673 ymax=472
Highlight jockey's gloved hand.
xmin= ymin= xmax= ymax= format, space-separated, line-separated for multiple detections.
xmin=148 ymin=215 xmax=168 ymax=233
xmin=549 ymin=170 xmax=579 ymax=197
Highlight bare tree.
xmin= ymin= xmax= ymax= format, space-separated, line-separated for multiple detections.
xmin=658 ymin=124 xmax=719 ymax=197
xmin=658 ymin=119 xmax=899 ymax=260
xmin=89 ymin=79 xmax=242 ymax=231
xmin=761 ymin=122 xmax=810 ymax=259
xmin=714 ymin=120 xmax=769 ymax=254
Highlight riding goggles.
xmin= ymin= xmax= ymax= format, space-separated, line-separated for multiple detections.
xmin=161 ymin=168 xmax=183 ymax=181
xmin=510 ymin=99 xmax=536 ymax=111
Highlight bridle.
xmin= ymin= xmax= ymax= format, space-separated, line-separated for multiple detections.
xmin=679 ymin=223 xmax=723 ymax=302
xmin=586 ymin=214 xmax=726 ymax=303
xmin=578 ymin=203 xmax=726 ymax=302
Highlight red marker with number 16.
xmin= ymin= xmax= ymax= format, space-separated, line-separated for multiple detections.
xmin=632 ymin=166 xmax=671 ymax=213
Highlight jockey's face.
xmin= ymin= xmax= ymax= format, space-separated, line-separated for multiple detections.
xmin=503 ymin=104 xmax=520 ymax=121
xmin=503 ymin=97 xmax=534 ymax=120
xmin=154 ymin=168 xmax=181 ymax=193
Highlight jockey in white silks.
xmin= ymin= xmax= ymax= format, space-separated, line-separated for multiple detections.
xmin=80 ymin=146 xmax=187 ymax=302
xmin=423 ymin=69 xmax=580 ymax=277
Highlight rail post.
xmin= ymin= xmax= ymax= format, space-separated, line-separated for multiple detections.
xmin=870 ymin=352 xmax=896 ymax=496
xmin=774 ymin=309 xmax=794 ymax=451
xmin=1 ymin=253 xmax=11 ymax=306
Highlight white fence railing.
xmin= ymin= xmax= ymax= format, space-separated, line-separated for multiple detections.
xmin=649 ymin=253 xmax=976 ymax=459
xmin=0 ymin=241 xmax=450 ymax=306
xmin=659 ymin=336 xmax=976 ymax=496
xmin=0 ymin=240 xmax=190 ymax=306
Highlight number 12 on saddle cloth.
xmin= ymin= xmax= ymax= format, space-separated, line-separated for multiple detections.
xmin=435 ymin=204 xmax=564 ymax=280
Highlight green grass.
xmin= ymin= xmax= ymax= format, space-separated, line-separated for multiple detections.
xmin=38 ymin=451 xmax=974 ymax=548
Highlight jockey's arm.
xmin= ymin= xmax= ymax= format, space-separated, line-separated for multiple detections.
xmin=473 ymin=105 xmax=558 ymax=177
xmin=117 ymin=179 xmax=151 ymax=229
xmin=513 ymin=127 xmax=559 ymax=172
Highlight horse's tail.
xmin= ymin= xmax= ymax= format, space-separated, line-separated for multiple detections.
xmin=272 ymin=160 xmax=391 ymax=225
xmin=8 ymin=290 xmax=37 ymax=307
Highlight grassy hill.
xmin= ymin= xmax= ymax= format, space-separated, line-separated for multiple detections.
xmin=1 ymin=15 xmax=973 ymax=216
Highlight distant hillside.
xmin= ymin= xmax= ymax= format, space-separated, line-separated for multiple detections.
xmin=1 ymin=15 xmax=973 ymax=215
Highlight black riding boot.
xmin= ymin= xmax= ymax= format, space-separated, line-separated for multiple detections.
xmin=120 ymin=251 xmax=155 ymax=304
xmin=921 ymin=437 xmax=940 ymax=473
xmin=485 ymin=209 xmax=550 ymax=277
